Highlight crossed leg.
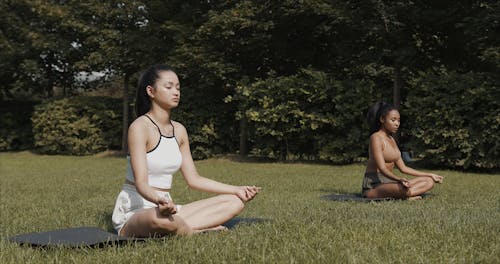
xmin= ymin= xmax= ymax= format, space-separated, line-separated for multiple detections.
xmin=119 ymin=207 xmax=193 ymax=237
xmin=177 ymin=194 xmax=244 ymax=231
xmin=119 ymin=194 xmax=244 ymax=237
xmin=364 ymin=176 xmax=435 ymax=199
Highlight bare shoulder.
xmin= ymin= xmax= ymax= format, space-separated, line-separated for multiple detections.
xmin=171 ymin=120 xmax=187 ymax=134
xmin=172 ymin=120 xmax=188 ymax=143
xmin=128 ymin=116 xmax=150 ymax=135
xmin=369 ymin=132 xmax=382 ymax=143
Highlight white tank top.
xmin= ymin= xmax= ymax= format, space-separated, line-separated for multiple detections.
xmin=125 ymin=116 xmax=182 ymax=189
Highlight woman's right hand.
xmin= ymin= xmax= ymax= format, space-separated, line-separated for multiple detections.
xmin=235 ymin=186 xmax=261 ymax=202
xmin=399 ymin=178 xmax=411 ymax=188
xmin=157 ymin=197 xmax=177 ymax=216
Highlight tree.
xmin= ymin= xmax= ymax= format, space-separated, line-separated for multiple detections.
xmin=67 ymin=1 xmax=162 ymax=151
xmin=0 ymin=0 xmax=91 ymax=99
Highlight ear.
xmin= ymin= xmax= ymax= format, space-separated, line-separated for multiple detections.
xmin=379 ymin=116 xmax=385 ymax=124
xmin=146 ymin=85 xmax=155 ymax=98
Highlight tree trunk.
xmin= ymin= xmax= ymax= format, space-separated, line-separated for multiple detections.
xmin=393 ymin=65 xmax=402 ymax=109
xmin=121 ymin=73 xmax=130 ymax=152
xmin=393 ymin=65 xmax=402 ymax=141
xmin=239 ymin=115 xmax=248 ymax=156
xmin=45 ymin=53 xmax=55 ymax=98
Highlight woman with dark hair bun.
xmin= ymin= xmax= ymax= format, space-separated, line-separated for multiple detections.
xmin=362 ymin=101 xmax=444 ymax=200
xmin=111 ymin=64 xmax=260 ymax=237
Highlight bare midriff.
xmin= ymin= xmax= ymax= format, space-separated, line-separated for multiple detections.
xmin=125 ymin=179 xmax=171 ymax=192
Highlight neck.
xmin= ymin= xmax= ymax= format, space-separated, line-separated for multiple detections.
xmin=379 ymin=128 xmax=392 ymax=138
xmin=147 ymin=106 xmax=172 ymax=126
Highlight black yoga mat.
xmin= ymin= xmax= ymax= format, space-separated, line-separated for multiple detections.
xmin=7 ymin=227 xmax=140 ymax=248
xmin=321 ymin=194 xmax=395 ymax=202
xmin=321 ymin=193 xmax=432 ymax=202
xmin=7 ymin=217 xmax=268 ymax=248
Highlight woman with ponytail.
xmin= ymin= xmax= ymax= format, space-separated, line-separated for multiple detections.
xmin=362 ymin=101 xmax=444 ymax=200
xmin=111 ymin=64 xmax=260 ymax=237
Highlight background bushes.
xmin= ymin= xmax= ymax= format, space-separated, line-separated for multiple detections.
xmin=404 ymin=70 xmax=499 ymax=169
xmin=0 ymin=100 xmax=38 ymax=151
xmin=228 ymin=69 xmax=377 ymax=163
xmin=31 ymin=96 xmax=122 ymax=155
xmin=4 ymin=74 xmax=499 ymax=171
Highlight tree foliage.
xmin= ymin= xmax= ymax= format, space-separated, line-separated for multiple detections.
xmin=2 ymin=0 xmax=498 ymax=169
xmin=405 ymin=69 xmax=499 ymax=169
xmin=31 ymin=96 xmax=122 ymax=155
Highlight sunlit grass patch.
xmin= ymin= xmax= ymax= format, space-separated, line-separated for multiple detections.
xmin=1 ymin=152 xmax=499 ymax=263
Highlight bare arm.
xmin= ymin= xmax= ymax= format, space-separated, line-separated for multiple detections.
xmin=128 ymin=118 xmax=172 ymax=205
xmin=175 ymin=122 xmax=259 ymax=201
xmin=395 ymin=159 xmax=444 ymax=183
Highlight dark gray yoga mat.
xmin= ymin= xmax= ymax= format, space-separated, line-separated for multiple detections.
xmin=7 ymin=217 xmax=268 ymax=248
xmin=321 ymin=194 xmax=394 ymax=202
xmin=321 ymin=193 xmax=432 ymax=202
xmin=7 ymin=227 xmax=140 ymax=248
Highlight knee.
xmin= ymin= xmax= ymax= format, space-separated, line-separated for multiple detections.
xmin=425 ymin=177 xmax=435 ymax=187
xmin=222 ymin=194 xmax=245 ymax=215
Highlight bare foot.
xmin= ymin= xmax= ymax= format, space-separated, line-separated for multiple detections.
xmin=194 ymin=225 xmax=228 ymax=234
xmin=408 ymin=196 xmax=422 ymax=201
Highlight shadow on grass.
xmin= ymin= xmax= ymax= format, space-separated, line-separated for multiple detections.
xmin=99 ymin=212 xmax=116 ymax=233
xmin=223 ymin=217 xmax=270 ymax=229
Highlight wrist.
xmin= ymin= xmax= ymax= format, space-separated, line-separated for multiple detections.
xmin=232 ymin=186 xmax=242 ymax=195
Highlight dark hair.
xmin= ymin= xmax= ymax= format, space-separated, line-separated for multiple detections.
xmin=367 ymin=101 xmax=398 ymax=135
xmin=135 ymin=64 xmax=176 ymax=117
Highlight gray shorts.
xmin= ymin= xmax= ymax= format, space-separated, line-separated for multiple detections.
xmin=111 ymin=184 xmax=181 ymax=234
xmin=362 ymin=171 xmax=399 ymax=192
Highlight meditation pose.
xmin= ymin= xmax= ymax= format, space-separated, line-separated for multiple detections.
xmin=112 ymin=64 xmax=260 ymax=237
xmin=362 ymin=101 xmax=444 ymax=199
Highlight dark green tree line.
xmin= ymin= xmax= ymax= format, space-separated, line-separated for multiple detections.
xmin=1 ymin=0 xmax=498 ymax=169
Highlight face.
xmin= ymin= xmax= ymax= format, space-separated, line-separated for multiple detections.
xmin=380 ymin=109 xmax=400 ymax=134
xmin=147 ymin=70 xmax=180 ymax=109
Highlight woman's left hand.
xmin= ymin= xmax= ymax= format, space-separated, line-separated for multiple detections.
xmin=430 ymin=173 xmax=444 ymax=183
xmin=157 ymin=196 xmax=177 ymax=216
xmin=235 ymin=186 xmax=261 ymax=202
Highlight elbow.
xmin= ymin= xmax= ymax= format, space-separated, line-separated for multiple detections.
xmin=376 ymin=164 xmax=391 ymax=176
xmin=134 ymin=182 xmax=149 ymax=195
xmin=186 ymin=181 xmax=197 ymax=190
xmin=184 ymin=176 xmax=201 ymax=190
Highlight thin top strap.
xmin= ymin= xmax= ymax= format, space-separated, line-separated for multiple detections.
xmin=144 ymin=114 xmax=162 ymax=136
xmin=144 ymin=115 xmax=175 ymax=137
xmin=170 ymin=120 xmax=175 ymax=137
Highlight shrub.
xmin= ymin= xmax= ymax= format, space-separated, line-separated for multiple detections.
xmin=32 ymin=96 xmax=122 ymax=155
xmin=404 ymin=69 xmax=499 ymax=169
xmin=0 ymin=100 xmax=39 ymax=151
xmin=228 ymin=69 xmax=377 ymax=163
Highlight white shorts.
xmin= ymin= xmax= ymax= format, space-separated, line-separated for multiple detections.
xmin=111 ymin=184 xmax=181 ymax=234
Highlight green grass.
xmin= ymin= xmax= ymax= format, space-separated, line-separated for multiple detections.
xmin=1 ymin=151 xmax=499 ymax=263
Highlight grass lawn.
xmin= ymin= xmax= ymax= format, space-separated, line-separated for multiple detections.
xmin=1 ymin=151 xmax=499 ymax=263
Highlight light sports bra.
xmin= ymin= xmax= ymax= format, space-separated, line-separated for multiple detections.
xmin=125 ymin=115 xmax=182 ymax=189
